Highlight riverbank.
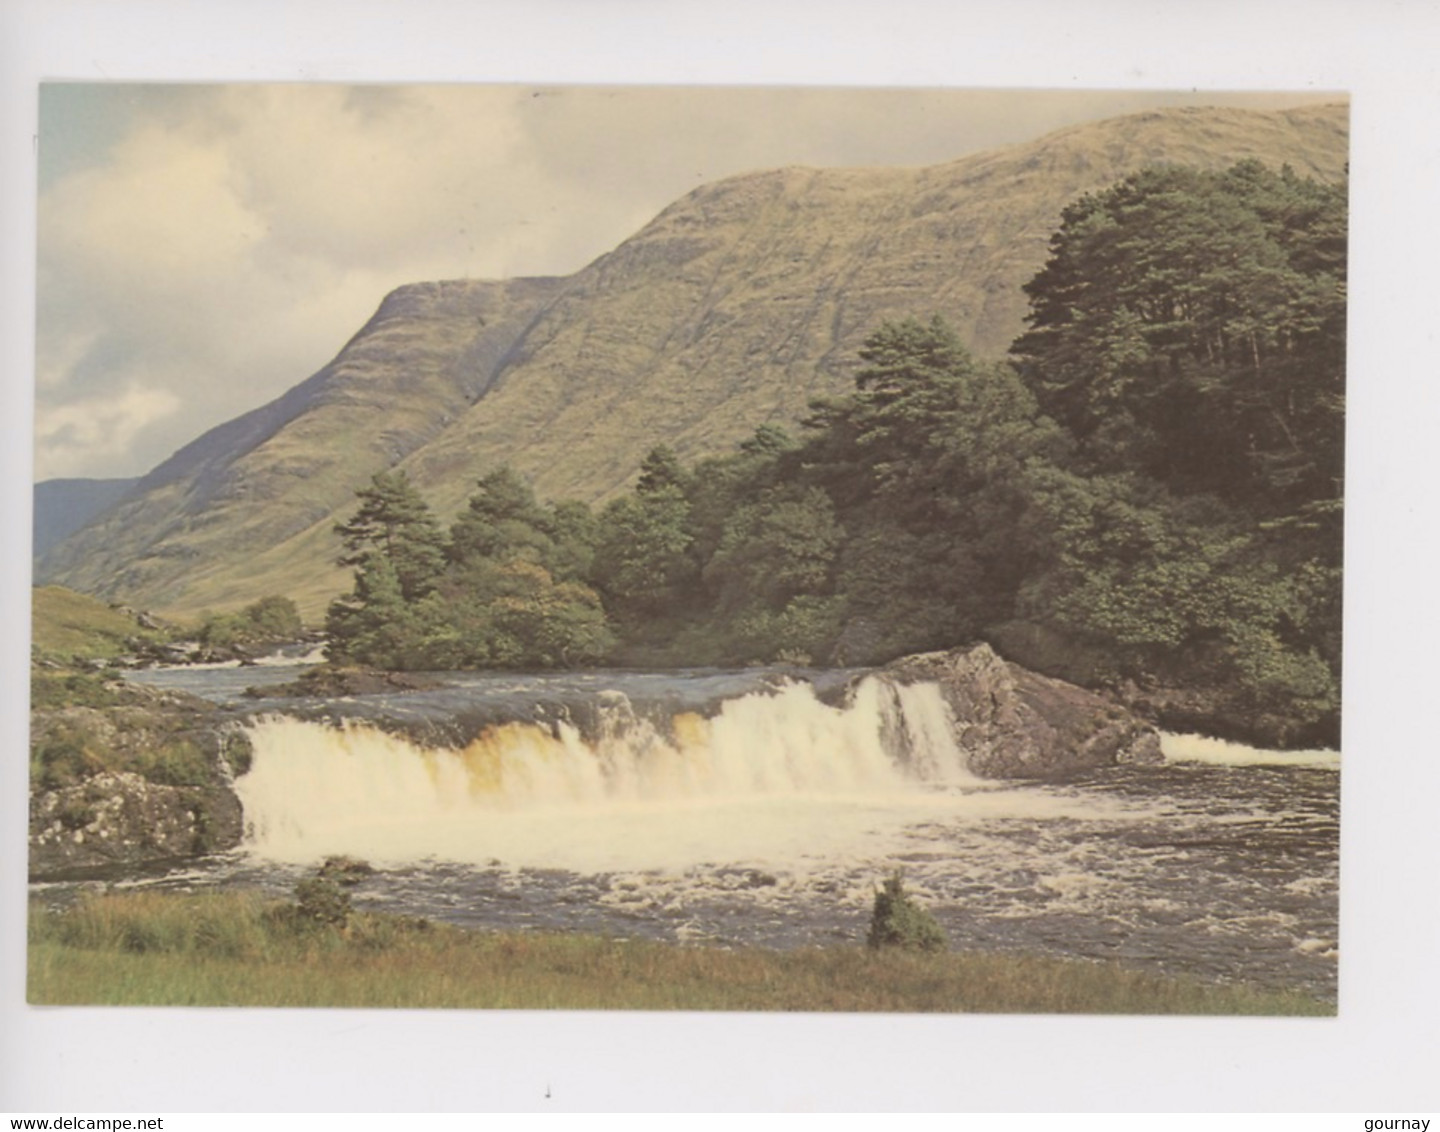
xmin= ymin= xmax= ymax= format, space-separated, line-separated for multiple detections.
xmin=28 ymin=891 xmax=1332 ymax=1015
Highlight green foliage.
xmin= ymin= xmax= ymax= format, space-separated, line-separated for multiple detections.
xmin=31 ymin=711 xmax=220 ymax=792
xmin=334 ymin=471 xmax=448 ymax=602
xmin=30 ymin=585 xmax=174 ymax=664
xmin=242 ymin=595 xmax=304 ymax=638
xmin=30 ymin=669 xmax=124 ymax=711
xmin=636 ymin=444 xmax=689 ymax=495
xmin=131 ymin=737 xmax=212 ymax=788
xmin=432 ymin=559 xmax=613 ymax=669
xmin=1012 ymin=161 xmax=1345 ymax=513
xmin=292 ymin=877 xmax=352 ymax=929
xmin=867 ymin=873 xmax=947 ymax=952
xmin=326 ymin=555 xmax=440 ymax=668
xmin=703 ymin=485 xmax=842 ymax=615
xmin=1016 ymin=465 xmax=1340 ymax=729
xmin=448 ymin=467 xmax=558 ymax=569
xmin=30 ymin=721 xmax=106 ymax=790
xmin=328 ymin=467 xmax=614 ymax=670
xmin=999 ymin=161 xmax=1344 ymax=739
xmin=797 ymin=316 xmax=1061 ymax=657
xmin=198 ymin=595 xmax=303 ymax=651
xmin=220 ymin=730 xmax=254 ymax=778
xmin=591 ymin=485 xmax=697 ymax=620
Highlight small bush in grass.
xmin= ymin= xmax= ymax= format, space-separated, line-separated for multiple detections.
xmin=293 ymin=877 xmax=351 ymax=929
xmin=867 ymin=872 xmax=947 ymax=952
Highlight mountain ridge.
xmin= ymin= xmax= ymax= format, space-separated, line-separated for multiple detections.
xmin=37 ymin=102 xmax=1349 ymax=618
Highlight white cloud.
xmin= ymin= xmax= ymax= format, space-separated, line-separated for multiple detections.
xmin=35 ymin=383 xmax=183 ymax=479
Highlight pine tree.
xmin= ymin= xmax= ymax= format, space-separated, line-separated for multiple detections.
xmin=334 ymin=471 xmax=447 ymax=602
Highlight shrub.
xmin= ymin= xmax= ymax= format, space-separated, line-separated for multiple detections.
xmin=31 ymin=669 xmax=125 ymax=710
xmin=131 ymin=737 xmax=211 ymax=787
xmin=220 ymin=730 xmax=254 ymax=777
xmin=31 ymin=723 xmax=106 ymax=790
xmin=293 ymin=877 xmax=351 ymax=929
xmin=243 ymin=595 xmax=304 ymax=639
xmin=867 ymin=872 xmax=947 ymax=952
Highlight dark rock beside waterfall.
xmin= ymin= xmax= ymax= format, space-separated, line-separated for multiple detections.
xmin=29 ymin=678 xmax=247 ymax=877
xmin=29 ymin=771 xmax=243 ymax=877
xmin=985 ymin=618 xmax=1337 ymax=750
xmin=883 ymin=644 xmax=1163 ymax=779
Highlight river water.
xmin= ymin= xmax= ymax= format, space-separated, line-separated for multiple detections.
xmin=83 ymin=662 xmax=1340 ymax=1002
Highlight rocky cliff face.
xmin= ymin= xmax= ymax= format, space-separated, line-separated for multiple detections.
xmin=37 ymin=104 xmax=1348 ymax=618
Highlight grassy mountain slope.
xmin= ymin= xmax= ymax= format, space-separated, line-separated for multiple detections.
xmin=39 ymin=277 xmax=565 ymax=613
xmin=33 ymin=478 xmax=141 ymax=559
xmin=30 ymin=585 xmax=165 ymax=662
xmin=37 ymin=103 xmax=1348 ymax=618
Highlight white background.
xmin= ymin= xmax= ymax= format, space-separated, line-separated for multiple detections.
xmin=3 ymin=0 xmax=1438 ymax=1114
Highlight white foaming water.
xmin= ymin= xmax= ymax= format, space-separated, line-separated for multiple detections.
xmin=236 ymin=677 xmax=1126 ymax=873
xmin=1160 ymin=732 xmax=1340 ymax=769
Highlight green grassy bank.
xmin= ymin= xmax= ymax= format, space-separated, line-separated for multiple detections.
xmin=28 ymin=891 xmax=1332 ymax=1015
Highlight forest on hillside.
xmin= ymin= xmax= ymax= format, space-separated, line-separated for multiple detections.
xmin=322 ymin=160 xmax=1346 ymax=746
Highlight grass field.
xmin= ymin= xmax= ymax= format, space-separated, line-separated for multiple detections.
xmin=31 ymin=584 xmax=167 ymax=662
xmin=27 ymin=891 xmax=1333 ymax=1015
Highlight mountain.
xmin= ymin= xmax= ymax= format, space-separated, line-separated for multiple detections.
xmin=36 ymin=103 xmax=1349 ymax=618
xmin=33 ymin=477 xmax=142 ymax=559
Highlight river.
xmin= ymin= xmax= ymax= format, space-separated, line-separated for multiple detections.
xmin=75 ymin=661 xmax=1340 ymax=1002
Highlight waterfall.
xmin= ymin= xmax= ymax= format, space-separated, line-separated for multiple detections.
xmin=235 ymin=675 xmax=985 ymax=869
xmin=1159 ymin=732 xmax=1340 ymax=768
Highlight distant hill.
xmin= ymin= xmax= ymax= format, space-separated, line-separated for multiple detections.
xmin=33 ymin=477 xmax=141 ymax=559
xmin=30 ymin=584 xmax=162 ymax=662
xmin=36 ymin=103 xmax=1349 ymax=618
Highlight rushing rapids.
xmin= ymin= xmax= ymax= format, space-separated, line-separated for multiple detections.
xmin=236 ymin=678 xmax=987 ymax=870
xmin=106 ymin=661 xmax=1340 ymax=1001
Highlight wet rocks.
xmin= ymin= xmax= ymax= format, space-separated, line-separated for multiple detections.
xmin=318 ymin=855 xmax=377 ymax=885
xmin=246 ymin=665 xmax=451 ymax=699
xmin=882 ymin=643 xmax=1163 ymax=779
xmin=29 ymin=770 xmax=243 ymax=876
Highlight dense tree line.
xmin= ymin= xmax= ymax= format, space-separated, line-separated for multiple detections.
xmin=325 ymin=160 xmax=1344 ymax=743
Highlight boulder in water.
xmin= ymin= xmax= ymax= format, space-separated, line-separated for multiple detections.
xmin=319 ymin=854 xmax=376 ymax=885
xmin=883 ymin=644 xmax=1162 ymax=778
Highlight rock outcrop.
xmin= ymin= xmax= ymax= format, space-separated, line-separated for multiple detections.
xmin=28 ymin=680 xmax=248 ymax=877
xmin=986 ymin=617 xmax=1339 ymax=750
xmin=883 ymin=644 xmax=1163 ymax=778
xmin=29 ymin=771 xmax=243 ymax=876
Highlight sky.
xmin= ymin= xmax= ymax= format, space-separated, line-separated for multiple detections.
xmin=33 ymin=83 xmax=1343 ymax=484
